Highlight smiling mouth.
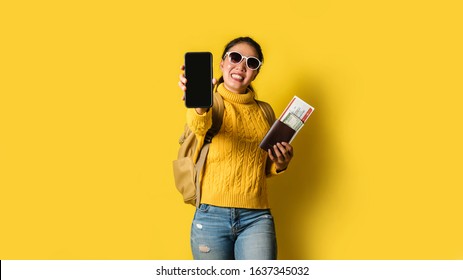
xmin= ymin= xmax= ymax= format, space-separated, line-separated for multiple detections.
xmin=231 ymin=73 xmax=244 ymax=81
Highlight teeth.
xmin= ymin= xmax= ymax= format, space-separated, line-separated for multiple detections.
xmin=231 ymin=74 xmax=243 ymax=80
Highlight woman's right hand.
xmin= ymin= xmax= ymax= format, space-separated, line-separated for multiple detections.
xmin=178 ymin=65 xmax=188 ymax=100
xmin=178 ymin=65 xmax=216 ymax=115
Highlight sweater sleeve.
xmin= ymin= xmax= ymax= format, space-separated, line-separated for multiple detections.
xmin=265 ymin=157 xmax=286 ymax=177
xmin=186 ymin=108 xmax=213 ymax=136
xmin=186 ymin=108 xmax=213 ymax=162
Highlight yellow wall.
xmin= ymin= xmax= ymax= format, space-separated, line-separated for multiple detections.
xmin=1 ymin=0 xmax=462 ymax=259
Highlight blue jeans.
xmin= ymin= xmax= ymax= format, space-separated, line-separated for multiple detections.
xmin=190 ymin=204 xmax=277 ymax=260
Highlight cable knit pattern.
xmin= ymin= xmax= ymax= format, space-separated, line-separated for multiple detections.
xmin=188 ymin=84 xmax=273 ymax=209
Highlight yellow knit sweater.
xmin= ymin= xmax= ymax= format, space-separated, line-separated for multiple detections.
xmin=186 ymin=84 xmax=279 ymax=209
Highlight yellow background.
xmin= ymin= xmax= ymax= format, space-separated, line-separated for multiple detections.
xmin=1 ymin=0 xmax=462 ymax=259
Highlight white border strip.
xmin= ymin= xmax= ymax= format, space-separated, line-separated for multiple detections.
xmin=2 ymin=260 xmax=463 ymax=280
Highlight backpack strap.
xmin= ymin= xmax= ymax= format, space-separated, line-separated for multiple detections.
xmin=256 ymin=100 xmax=276 ymax=126
xmin=204 ymin=91 xmax=225 ymax=143
xmin=194 ymin=142 xmax=211 ymax=207
xmin=194 ymin=91 xmax=225 ymax=207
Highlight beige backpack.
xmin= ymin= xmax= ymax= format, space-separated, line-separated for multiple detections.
xmin=172 ymin=91 xmax=275 ymax=207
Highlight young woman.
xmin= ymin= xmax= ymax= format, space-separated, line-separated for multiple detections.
xmin=178 ymin=37 xmax=294 ymax=260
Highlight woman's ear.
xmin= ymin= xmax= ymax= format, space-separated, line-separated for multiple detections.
xmin=220 ymin=60 xmax=224 ymax=71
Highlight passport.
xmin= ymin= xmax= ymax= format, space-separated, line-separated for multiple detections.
xmin=259 ymin=120 xmax=297 ymax=151
xmin=259 ymin=96 xmax=314 ymax=152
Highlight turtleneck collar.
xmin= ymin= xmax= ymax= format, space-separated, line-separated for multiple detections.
xmin=217 ymin=83 xmax=255 ymax=104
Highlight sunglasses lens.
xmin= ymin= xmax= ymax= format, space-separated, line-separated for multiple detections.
xmin=247 ymin=58 xmax=260 ymax=70
xmin=229 ymin=52 xmax=242 ymax=64
xmin=227 ymin=52 xmax=261 ymax=70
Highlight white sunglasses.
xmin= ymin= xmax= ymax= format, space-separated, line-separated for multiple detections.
xmin=224 ymin=51 xmax=262 ymax=70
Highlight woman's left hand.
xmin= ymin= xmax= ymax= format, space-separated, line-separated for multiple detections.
xmin=268 ymin=142 xmax=294 ymax=172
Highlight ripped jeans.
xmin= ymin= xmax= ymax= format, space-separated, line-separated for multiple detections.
xmin=190 ymin=204 xmax=277 ymax=260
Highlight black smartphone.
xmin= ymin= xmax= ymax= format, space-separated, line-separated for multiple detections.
xmin=184 ymin=52 xmax=213 ymax=108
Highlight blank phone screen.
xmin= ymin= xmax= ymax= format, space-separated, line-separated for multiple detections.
xmin=185 ymin=52 xmax=213 ymax=108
